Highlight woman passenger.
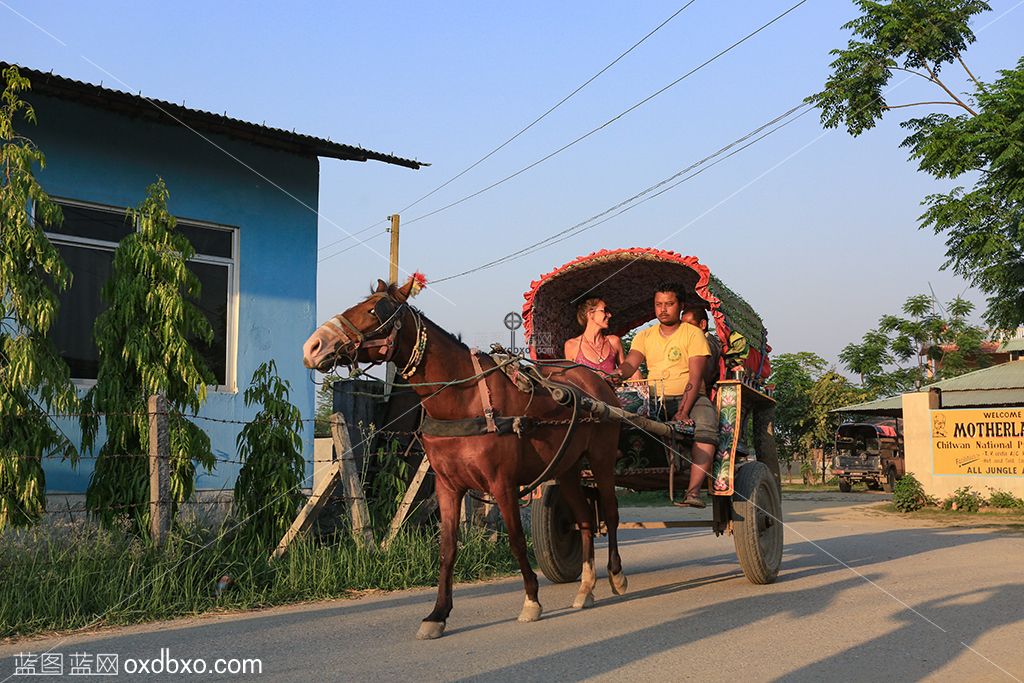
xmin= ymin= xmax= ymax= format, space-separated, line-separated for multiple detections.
xmin=564 ymin=297 xmax=627 ymax=376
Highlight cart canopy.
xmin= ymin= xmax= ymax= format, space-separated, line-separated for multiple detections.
xmin=522 ymin=247 xmax=771 ymax=379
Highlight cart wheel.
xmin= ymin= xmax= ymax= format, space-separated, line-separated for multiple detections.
xmin=531 ymin=484 xmax=582 ymax=583
xmin=732 ymin=462 xmax=783 ymax=585
xmin=882 ymin=467 xmax=897 ymax=493
xmin=838 ymin=478 xmax=852 ymax=493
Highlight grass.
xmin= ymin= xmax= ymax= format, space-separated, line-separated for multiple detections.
xmin=0 ymin=520 xmax=523 ymax=640
xmin=874 ymin=502 xmax=1024 ymax=529
xmin=615 ymin=490 xmax=675 ymax=507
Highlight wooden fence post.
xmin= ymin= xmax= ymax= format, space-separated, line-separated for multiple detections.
xmin=331 ymin=413 xmax=376 ymax=549
xmin=148 ymin=394 xmax=171 ymax=545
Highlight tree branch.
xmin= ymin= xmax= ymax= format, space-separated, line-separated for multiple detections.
xmin=883 ymin=101 xmax=961 ymax=110
xmin=956 ymin=53 xmax=985 ymax=93
xmin=923 ymin=63 xmax=978 ymax=116
xmin=890 ymin=67 xmax=936 ymax=84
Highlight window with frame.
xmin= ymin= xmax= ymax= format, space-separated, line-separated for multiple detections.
xmin=43 ymin=199 xmax=238 ymax=389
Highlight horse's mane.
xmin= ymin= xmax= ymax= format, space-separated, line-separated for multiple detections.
xmin=417 ymin=307 xmax=469 ymax=352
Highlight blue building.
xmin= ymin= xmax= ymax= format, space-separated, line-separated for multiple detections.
xmin=9 ymin=63 xmax=422 ymax=493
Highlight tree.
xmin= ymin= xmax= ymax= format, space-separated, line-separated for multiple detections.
xmin=840 ymin=292 xmax=987 ymax=395
xmin=803 ymin=372 xmax=868 ymax=452
xmin=769 ymin=352 xmax=828 ymax=467
xmin=0 ymin=66 xmax=78 ymax=529
xmin=803 ymin=371 xmax=868 ymax=482
xmin=808 ymin=1 xmax=1024 ymax=331
xmin=82 ymin=178 xmax=215 ymax=532
xmin=313 ymin=373 xmax=341 ymax=438
xmin=234 ymin=360 xmax=306 ymax=546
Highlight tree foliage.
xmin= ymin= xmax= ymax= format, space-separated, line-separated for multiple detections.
xmin=808 ymin=1 xmax=1024 ymax=331
xmin=82 ymin=178 xmax=215 ymax=532
xmin=0 ymin=66 xmax=78 ymax=529
xmin=313 ymin=373 xmax=341 ymax=438
xmin=770 ymin=353 xmax=868 ymax=468
xmin=234 ymin=360 xmax=306 ymax=546
xmin=769 ymin=352 xmax=828 ymax=462
xmin=840 ymin=292 xmax=986 ymax=394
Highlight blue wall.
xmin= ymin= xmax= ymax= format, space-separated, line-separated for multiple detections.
xmin=27 ymin=94 xmax=318 ymax=492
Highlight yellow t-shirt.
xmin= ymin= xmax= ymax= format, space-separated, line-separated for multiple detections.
xmin=631 ymin=323 xmax=710 ymax=396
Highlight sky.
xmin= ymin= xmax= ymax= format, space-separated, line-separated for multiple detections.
xmin=4 ymin=0 xmax=1023 ymax=372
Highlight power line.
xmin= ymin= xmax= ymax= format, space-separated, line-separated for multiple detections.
xmin=318 ymin=229 xmax=389 ymax=263
xmin=317 ymin=0 xmax=700 ymax=255
xmin=398 ymin=0 xmax=810 ymax=232
xmin=432 ymin=102 xmax=813 ymax=283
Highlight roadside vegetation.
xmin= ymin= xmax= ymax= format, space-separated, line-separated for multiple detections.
xmin=0 ymin=521 xmax=521 ymax=639
xmin=885 ymin=473 xmax=1024 ymax=526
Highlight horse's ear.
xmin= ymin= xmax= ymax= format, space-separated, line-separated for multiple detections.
xmin=374 ymin=279 xmax=389 ymax=293
xmin=391 ymin=272 xmax=427 ymax=303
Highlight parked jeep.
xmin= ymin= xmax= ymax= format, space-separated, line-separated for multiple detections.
xmin=832 ymin=422 xmax=904 ymax=492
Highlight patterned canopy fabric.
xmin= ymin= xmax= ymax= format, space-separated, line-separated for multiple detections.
xmin=522 ymin=247 xmax=771 ymax=379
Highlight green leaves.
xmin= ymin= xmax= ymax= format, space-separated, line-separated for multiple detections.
xmin=0 ymin=66 xmax=79 ymax=529
xmin=839 ymin=292 xmax=986 ymax=396
xmin=810 ymin=3 xmax=1024 ymax=331
xmin=84 ymin=178 xmax=215 ymax=533
xmin=234 ymin=360 xmax=306 ymax=547
xmin=807 ymin=0 xmax=989 ymax=134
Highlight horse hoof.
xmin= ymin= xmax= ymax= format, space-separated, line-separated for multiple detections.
xmin=572 ymin=592 xmax=595 ymax=609
xmin=609 ymin=571 xmax=628 ymax=596
xmin=416 ymin=620 xmax=446 ymax=640
xmin=517 ymin=599 xmax=543 ymax=622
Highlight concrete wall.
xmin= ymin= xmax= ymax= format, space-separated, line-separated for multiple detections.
xmin=902 ymin=391 xmax=1024 ymax=499
xmin=27 ymin=94 xmax=319 ymax=492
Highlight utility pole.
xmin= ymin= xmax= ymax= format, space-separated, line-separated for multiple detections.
xmin=388 ymin=214 xmax=400 ymax=284
xmin=386 ymin=214 xmax=400 ymax=393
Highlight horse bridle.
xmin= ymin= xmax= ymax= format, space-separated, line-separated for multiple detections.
xmin=325 ymin=295 xmax=406 ymax=367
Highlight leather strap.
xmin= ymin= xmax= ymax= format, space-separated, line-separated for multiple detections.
xmin=469 ymin=349 xmax=497 ymax=433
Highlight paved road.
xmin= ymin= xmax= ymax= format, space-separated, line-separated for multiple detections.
xmin=3 ymin=493 xmax=1022 ymax=682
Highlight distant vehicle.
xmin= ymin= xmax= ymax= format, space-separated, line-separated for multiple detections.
xmin=832 ymin=422 xmax=904 ymax=492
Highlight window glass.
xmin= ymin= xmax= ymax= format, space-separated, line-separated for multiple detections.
xmin=178 ymin=223 xmax=233 ymax=259
xmin=187 ymin=260 xmax=229 ymax=385
xmin=46 ymin=200 xmax=236 ymax=387
xmin=49 ymin=243 xmax=115 ymax=379
xmin=47 ymin=204 xmax=133 ymax=243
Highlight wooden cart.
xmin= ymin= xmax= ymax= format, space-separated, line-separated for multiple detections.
xmin=522 ymin=248 xmax=783 ymax=585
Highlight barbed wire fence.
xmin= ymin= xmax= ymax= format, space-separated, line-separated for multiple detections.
xmin=3 ymin=387 xmax=437 ymax=546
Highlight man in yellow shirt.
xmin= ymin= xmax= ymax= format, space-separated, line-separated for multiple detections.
xmin=613 ymin=283 xmax=718 ymax=507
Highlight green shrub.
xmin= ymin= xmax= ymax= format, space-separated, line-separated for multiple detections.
xmin=942 ymin=486 xmax=983 ymax=513
xmin=892 ymin=472 xmax=929 ymax=512
xmin=986 ymin=488 xmax=1024 ymax=509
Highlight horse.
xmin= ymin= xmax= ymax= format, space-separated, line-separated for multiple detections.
xmin=302 ymin=274 xmax=627 ymax=639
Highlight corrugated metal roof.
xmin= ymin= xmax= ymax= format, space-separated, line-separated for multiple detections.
xmin=834 ymin=360 xmax=1024 ymax=415
xmin=4 ymin=62 xmax=425 ymax=169
xmin=996 ymin=338 xmax=1024 ymax=353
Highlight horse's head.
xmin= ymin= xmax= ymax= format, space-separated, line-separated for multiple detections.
xmin=302 ymin=274 xmax=424 ymax=372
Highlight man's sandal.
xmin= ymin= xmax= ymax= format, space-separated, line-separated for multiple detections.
xmin=673 ymin=492 xmax=706 ymax=509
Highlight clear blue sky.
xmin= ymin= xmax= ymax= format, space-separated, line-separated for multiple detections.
xmin=5 ymin=1 xmax=1023 ymax=369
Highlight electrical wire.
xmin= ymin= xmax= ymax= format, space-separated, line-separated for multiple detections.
xmin=432 ymin=102 xmax=814 ymax=283
xmin=316 ymin=0 xmax=700 ymax=254
xmin=396 ymin=0 xmax=810 ymax=232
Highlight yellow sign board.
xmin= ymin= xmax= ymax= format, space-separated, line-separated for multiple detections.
xmin=931 ymin=408 xmax=1024 ymax=476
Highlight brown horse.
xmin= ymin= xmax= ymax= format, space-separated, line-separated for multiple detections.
xmin=302 ymin=275 xmax=627 ymax=639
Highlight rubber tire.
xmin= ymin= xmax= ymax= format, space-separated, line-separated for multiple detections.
xmin=732 ymin=462 xmax=783 ymax=585
xmin=882 ymin=467 xmax=897 ymax=493
xmin=838 ymin=478 xmax=852 ymax=493
xmin=531 ymin=484 xmax=582 ymax=583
